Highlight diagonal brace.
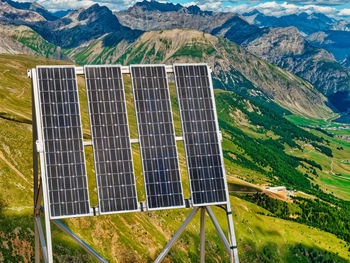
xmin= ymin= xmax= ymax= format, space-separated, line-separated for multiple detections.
xmin=206 ymin=206 xmax=231 ymax=254
xmin=154 ymin=207 xmax=199 ymax=263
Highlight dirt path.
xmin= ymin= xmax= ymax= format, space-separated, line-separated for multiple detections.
xmin=0 ymin=151 xmax=31 ymax=185
xmin=330 ymin=160 xmax=334 ymax=175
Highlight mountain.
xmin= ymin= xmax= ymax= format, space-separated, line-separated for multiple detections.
xmin=116 ymin=0 xmax=233 ymax=32
xmin=66 ymin=28 xmax=334 ymax=120
xmin=241 ymin=26 xmax=350 ymax=97
xmin=36 ymin=4 xmax=142 ymax=48
xmin=210 ymin=15 xmax=262 ymax=45
xmin=307 ymin=30 xmax=350 ymax=61
xmin=0 ymin=0 xmax=46 ymax=23
xmin=0 ymin=29 xmax=36 ymax=55
xmin=0 ymin=2 xmax=143 ymax=48
xmin=241 ymin=9 xmax=350 ymax=62
xmin=0 ymin=0 xmax=339 ymax=120
xmin=0 ymin=0 xmax=348 ymax=121
xmin=0 ymin=0 xmax=58 ymax=21
xmin=45 ymin=4 xmax=139 ymax=48
xmin=0 ymin=24 xmax=67 ymax=59
xmin=242 ymin=10 xmax=350 ymax=35
xmin=115 ymin=0 xmax=350 ymax=122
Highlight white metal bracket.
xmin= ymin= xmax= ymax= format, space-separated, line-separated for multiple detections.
xmin=36 ymin=140 xmax=44 ymax=153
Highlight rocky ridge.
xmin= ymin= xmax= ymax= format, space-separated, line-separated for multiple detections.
xmin=68 ymin=28 xmax=333 ymax=119
xmin=115 ymin=0 xmax=350 ymax=118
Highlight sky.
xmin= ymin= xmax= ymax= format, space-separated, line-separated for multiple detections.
xmin=18 ymin=0 xmax=350 ymax=20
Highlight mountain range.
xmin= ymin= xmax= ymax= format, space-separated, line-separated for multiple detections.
xmin=0 ymin=0 xmax=349 ymax=123
xmin=116 ymin=0 xmax=350 ymax=123
xmin=242 ymin=10 xmax=350 ymax=60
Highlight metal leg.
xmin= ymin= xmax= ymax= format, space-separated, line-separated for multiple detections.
xmin=41 ymin=178 xmax=53 ymax=263
xmin=200 ymin=207 xmax=206 ymax=263
xmin=32 ymin=68 xmax=53 ymax=263
xmin=226 ymin=201 xmax=239 ymax=263
xmin=34 ymin=220 xmax=40 ymax=263
xmin=206 ymin=207 xmax=230 ymax=254
xmin=32 ymin=81 xmax=41 ymax=263
xmin=35 ymin=217 xmax=48 ymax=263
xmin=154 ymin=207 xmax=199 ymax=263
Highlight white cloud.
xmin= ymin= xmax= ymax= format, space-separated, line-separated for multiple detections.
xmin=198 ymin=2 xmax=222 ymax=10
xmin=339 ymin=9 xmax=350 ymax=16
xmin=213 ymin=1 xmax=349 ymax=20
xmin=30 ymin=0 xmax=138 ymax=12
xmin=278 ymin=0 xmax=349 ymax=5
xmin=183 ymin=2 xmax=198 ymax=7
xmin=12 ymin=0 xmax=350 ymax=20
xmin=253 ymin=2 xmax=338 ymax=17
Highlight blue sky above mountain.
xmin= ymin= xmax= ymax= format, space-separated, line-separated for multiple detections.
xmin=12 ymin=0 xmax=350 ymax=20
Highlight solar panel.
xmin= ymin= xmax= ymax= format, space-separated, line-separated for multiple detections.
xmin=174 ymin=64 xmax=227 ymax=206
xmin=130 ymin=65 xmax=185 ymax=210
xmin=36 ymin=66 xmax=90 ymax=219
xmin=84 ymin=65 xmax=138 ymax=214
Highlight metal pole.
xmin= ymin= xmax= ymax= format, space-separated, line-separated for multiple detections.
xmin=34 ymin=220 xmax=40 ymax=263
xmin=35 ymin=217 xmax=48 ymax=263
xmin=206 ymin=207 xmax=230 ymax=254
xmin=226 ymin=201 xmax=239 ymax=263
xmin=32 ymin=68 xmax=54 ymax=263
xmin=200 ymin=207 xmax=206 ymax=263
xmin=32 ymin=79 xmax=41 ymax=263
xmin=154 ymin=207 xmax=199 ymax=263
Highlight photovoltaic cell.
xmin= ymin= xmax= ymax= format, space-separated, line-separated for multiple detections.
xmin=130 ymin=65 xmax=184 ymax=210
xmin=174 ymin=64 xmax=227 ymax=206
xmin=84 ymin=66 xmax=138 ymax=214
xmin=36 ymin=66 xmax=90 ymax=219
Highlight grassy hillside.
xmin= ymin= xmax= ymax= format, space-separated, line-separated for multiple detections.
xmin=65 ymin=29 xmax=335 ymax=121
xmin=284 ymin=115 xmax=350 ymax=200
xmin=0 ymin=54 xmax=349 ymax=262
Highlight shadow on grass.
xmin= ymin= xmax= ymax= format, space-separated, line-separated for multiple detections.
xmin=0 ymin=194 xmax=348 ymax=263
xmin=0 ymin=200 xmax=93 ymax=262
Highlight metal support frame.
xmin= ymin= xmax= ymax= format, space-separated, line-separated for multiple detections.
xmin=154 ymin=205 xmax=239 ymax=263
xmin=30 ymin=65 xmax=239 ymax=263
xmin=200 ymin=207 xmax=206 ymax=263
xmin=154 ymin=207 xmax=199 ymax=263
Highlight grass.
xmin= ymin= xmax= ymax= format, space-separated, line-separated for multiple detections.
xmin=0 ymin=54 xmax=349 ymax=262
xmin=288 ymin=128 xmax=350 ymax=200
xmin=286 ymin=114 xmax=345 ymax=128
xmin=326 ymin=129 xmax=350 ymax=136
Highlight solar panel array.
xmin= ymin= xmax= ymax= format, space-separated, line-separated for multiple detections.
xmin=36 ymin=66 xmax=90 ymax=219
xmin=130 ymin=65 xmax=185 ymax=210
xmin=35 ymin=63 xmax=228 ymax=218
xmin=174 ymin=64 xmax=227 ymax=206
xmin=84 ymin=66 xmax=138 ymax=214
